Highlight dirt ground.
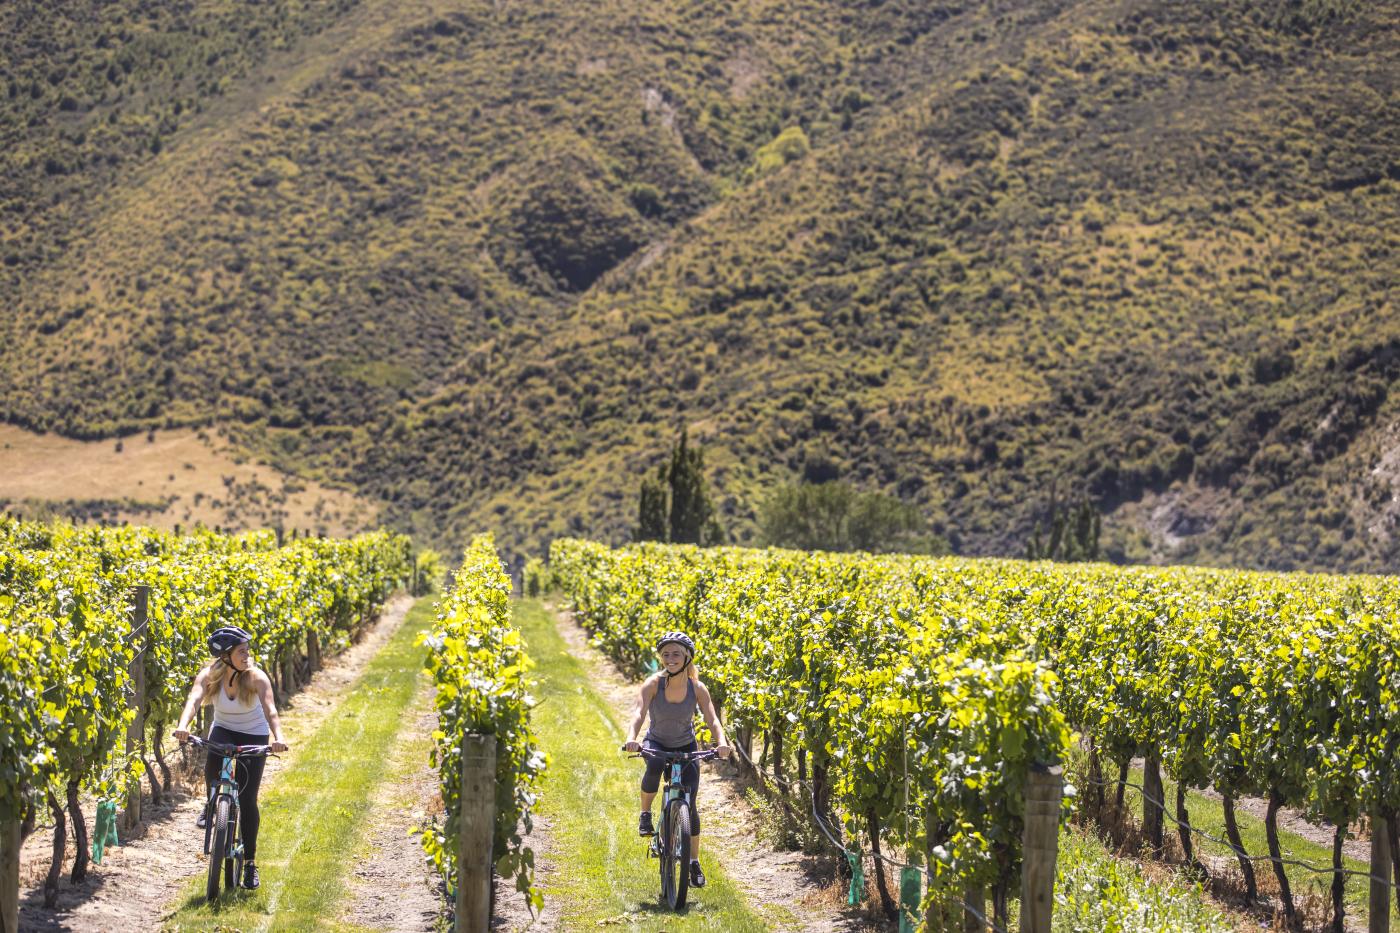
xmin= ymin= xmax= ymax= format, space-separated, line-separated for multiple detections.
xmin=548 ymin=604 xmax=885 ymax=933
xmin=338 ymin=673 xmax=445 ymax=931
xmin=16 ymin=594 xmax=416 ymax=932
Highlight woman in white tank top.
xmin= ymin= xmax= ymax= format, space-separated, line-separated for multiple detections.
xmin=173 ymin=625 xmax=288 ymax=891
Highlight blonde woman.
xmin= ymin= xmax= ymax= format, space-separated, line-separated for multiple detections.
xmin=622 ymin=631 xmax=731 ymax=888
xmin=172 ymin=626 xmax=288 ymax=890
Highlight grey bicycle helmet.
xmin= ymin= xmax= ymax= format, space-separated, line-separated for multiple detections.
xmin=655 ymin=631 xmax=695 ymax=660
xmin=208 ymin=625 xmax=252 ymax=657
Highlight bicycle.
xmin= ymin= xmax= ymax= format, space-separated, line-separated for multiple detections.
xmin=627 ymin=747 xmax=718 ymax=910
xmin=186 ymin=735 xmax=275 ymax=901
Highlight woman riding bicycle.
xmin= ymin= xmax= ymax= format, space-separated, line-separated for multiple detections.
xmin=172 ymin=625 xmax=288 ymax=890
xmin=622 ymin=631 xmax=731 ymax=889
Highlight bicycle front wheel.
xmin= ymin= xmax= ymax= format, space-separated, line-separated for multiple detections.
xmin=226 ymin=802 xmax=240 ymax=892
xmin=666 ymin=799 xmax=691 ymax=910
xmin=207 ymin=795 xmax=233 ymax=901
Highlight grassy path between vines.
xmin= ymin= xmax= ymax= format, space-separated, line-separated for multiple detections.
xmin=1118 ymin=765 xmax=1400 ymax=929
xmin=512 ymin=599 xmax=770 ymax=931
xmin=164 ymin=595 xmax=438 ymax=932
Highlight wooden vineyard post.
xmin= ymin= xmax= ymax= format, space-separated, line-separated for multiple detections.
xmin=282 ymin=650 xmax=298 ymax=697
xmin=1020 ymin=763 xmax=1063 ymax=933
xmin=457 ymin=734 xmax=497 ymax=933
xmin=1 ymin=817 xmax=18 ymax=933
xmin=123 ymin=585 xmax=150 ymax=833
xmin=307 ymin=629 xmax=321 ymax=673
xmin=1371 ymin=807 xmax=1391 ymax=933
xmin=963 ymin=884 xmax=986 ymax=932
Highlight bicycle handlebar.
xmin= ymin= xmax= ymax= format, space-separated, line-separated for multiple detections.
xmin=185 ymin=735 xmax=275 ymax=758
xmin=624 ymin=747 xmax=722 ymax=763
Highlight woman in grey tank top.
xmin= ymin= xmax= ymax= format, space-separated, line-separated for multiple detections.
xmin=622 ymin=632 xmax=732 ymax=889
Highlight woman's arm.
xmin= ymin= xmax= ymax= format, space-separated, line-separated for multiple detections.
xmin=695 ymin=682 xmax=731 ymax=758
xmin=172 ymin=666 xmax=211 ymax=743
xmin=623 ymin=676 xmax=657 ymax=752
xmin=252 ymin=670 xmax=289 ymax=752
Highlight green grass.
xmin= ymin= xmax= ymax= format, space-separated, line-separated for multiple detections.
xmin=513 ymin=599 xmax=770 ymax=931
xmin=1042 ymin=828 xmax=1234 ymax=932
xmin=164 ymin=595 xmax=438 ymax=932
xmin=1114 ymin=764 xmax=1398 ymax=928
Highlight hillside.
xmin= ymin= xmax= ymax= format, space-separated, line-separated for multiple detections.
xmin=2 ymin=0 xmax=1397 ymax=569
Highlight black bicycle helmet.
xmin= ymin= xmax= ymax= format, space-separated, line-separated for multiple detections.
xmin=655 ymin=631 xmax=695 ymax=660
xmin=208 ymin=625 xmax=252 ymax=657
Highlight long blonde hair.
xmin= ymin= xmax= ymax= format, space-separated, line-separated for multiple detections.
xmin=202 ymin=658 xmax=258 ymax=707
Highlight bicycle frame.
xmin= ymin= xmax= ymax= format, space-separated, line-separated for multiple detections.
xmin=650 ymin=759 xmax=691 ymax=856
xmin=205 ymin=754 xmax=243 ymax=857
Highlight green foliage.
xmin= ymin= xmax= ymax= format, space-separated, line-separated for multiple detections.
xmin=636 ymin=467 xmax=669 ymax=543
xmin=759 ymin=481 xmax=945 ymax=554
xmin=523 ymin=556 xmax=553 ymax=597
xmin=550 ymin=537 xmax=1074 ymax=905
xmin=0 ymin=515 xmax=410 ymax=824
xmin=634 ymin=430 xmax=723 ymax=546
xmin=420 ymin=535 xmax=545 ymax=912
xmin=1 ymin=0 xmax=1396 ymax=574
xmin=552 ymin=535 xmax=1400 ymax=911
xmin=1026 ymin=499 xmax=1100 ymax=562
xmin=750 ymin=126 xmax=810 ymax=176
xmin=668 ymin=429 xmax=719 ymax=546
xmin=1050 ymin=830 xmax=1232 ymax=932
xmin=413 ymin=548 xmax=446 ymax=595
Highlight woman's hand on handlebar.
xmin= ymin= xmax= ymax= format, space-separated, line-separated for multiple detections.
xmin=622 ymin=741 xmax=641 ymax=753
xmin=272 ymin=741 xmax=288 ymax=753
xmin=173 ymin=728 xmax=190 ymax=745
xmin=715 ymin=745 xmax=733 ymax=759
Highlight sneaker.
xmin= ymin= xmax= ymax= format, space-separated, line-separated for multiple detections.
xmin=689 ymin=860 xmax=705 ymax=888
xmin=638 ymin=812 xmax=655 ymax=836
xmin=241 ymin=864 xmax=260 ymax=890
xmin=196 ymin=810 xmax=207 ymax=829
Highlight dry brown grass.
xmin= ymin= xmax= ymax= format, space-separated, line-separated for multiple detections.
xmin=0 ymin=423 xmax=377 ymax=535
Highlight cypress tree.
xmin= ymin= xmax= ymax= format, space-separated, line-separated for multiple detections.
xmin=668 ymin=429 xmax=714 ymax=545
xmin=636 ymin=465 xmax=669 ymax=542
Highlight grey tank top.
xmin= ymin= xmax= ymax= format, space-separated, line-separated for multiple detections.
xmin=646 ymin=674 xmax=697 ymax=747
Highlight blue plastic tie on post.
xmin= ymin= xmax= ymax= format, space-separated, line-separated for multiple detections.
xmin=91 ymin=800 xmax=119 ymax=863
xmin=898 ymin=865 xmax=921 ymax=933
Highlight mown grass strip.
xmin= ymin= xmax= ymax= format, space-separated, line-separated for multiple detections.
xmin=515 ymin=599 xmax=768 ymax=932
xmin=164 ymin=595 xmax=437 ymax=932
xmin=1119 ymin=766 xmax=1399 ymax=928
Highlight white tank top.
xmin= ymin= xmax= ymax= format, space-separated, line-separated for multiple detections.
xmin=210 ymin=674 xmax=269 ymax=735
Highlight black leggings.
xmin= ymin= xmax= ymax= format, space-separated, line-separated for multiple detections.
xmin=640 ymin=738 xmax=701 ymax=836
xmin=204 ymin=726 xmax=269 ymax=860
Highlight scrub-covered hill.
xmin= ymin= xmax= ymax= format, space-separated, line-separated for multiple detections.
xmin=2 ymin=0 xmax=1397 ymax=569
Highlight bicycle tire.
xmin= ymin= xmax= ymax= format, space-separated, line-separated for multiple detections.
xmin=226 ymin=801 xmax=240 ymax=892
xmin=658 ymin=804 xmax=674 ymax=905
xmin=207 ymin=795 xmax=232 ymax=901
xmin=666 ymin=799 xmax=691 ymax=910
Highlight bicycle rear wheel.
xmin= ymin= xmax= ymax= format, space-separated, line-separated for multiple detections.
xmin=666 ymin=799 xmax=691 ymax=910
xmin=207 ymin=796 xmax=232 ymax=901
